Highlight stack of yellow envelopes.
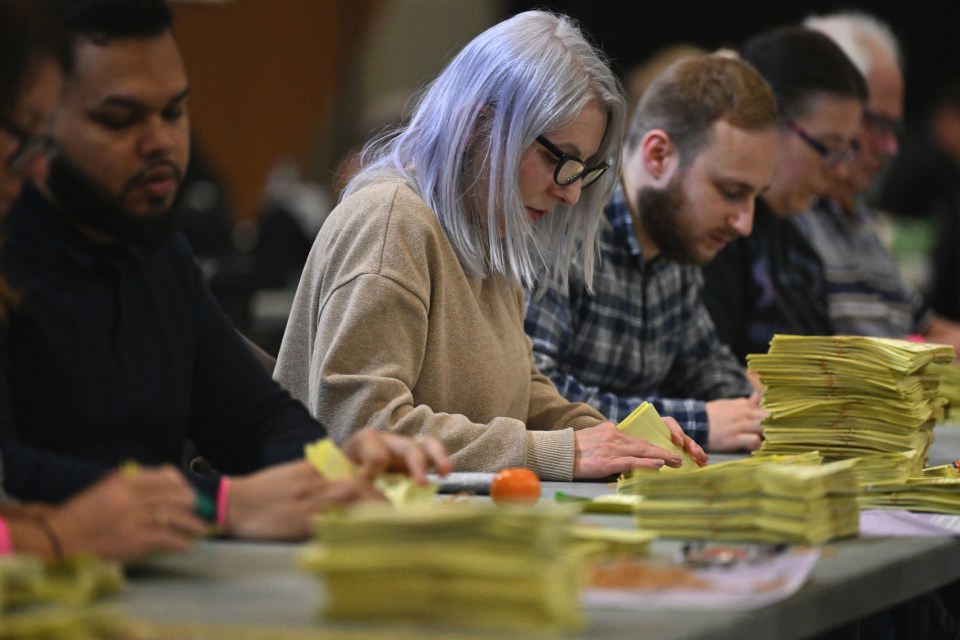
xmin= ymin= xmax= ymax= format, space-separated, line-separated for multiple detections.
xmin=748 ymin=335 xmax=953 ymax=471
xmin=0 ymin=555 xmax=131 ymax=639
xmin=616 ymin=456 xmax=860 ymax=544
xmin=616 ymin=402 xmax=701 ymax=474
xmin=301 ymin=503 xmax=585 ymax=631
xmin=922 ymin=463 xmax=960 ymax=479
xmin=859 ymin=477 xmax=960 ymax=514
xmin=927 ymin=361 xmax=960 ymax=423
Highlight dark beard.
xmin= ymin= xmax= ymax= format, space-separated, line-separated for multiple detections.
xmin=636 ymin=177 xmax=701 ymax=265
xmin=45 ymin=153 xmax=182 ymax=251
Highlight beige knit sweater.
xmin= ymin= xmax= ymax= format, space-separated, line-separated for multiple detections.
xmin=274 ymin=182 xmax=605 ymax=480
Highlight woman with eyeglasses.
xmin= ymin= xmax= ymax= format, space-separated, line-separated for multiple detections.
xmin=702 ymin=27 xmax=867 ymax=364
xmin=0 ymin=0 xmax=210 ymax=563
xmin=0 ymin=2 xmax=64 ymax=219
xmin=276 ymin=10 xmax=702 ymax=481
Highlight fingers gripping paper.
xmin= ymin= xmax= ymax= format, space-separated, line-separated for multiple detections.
xmin=304 ymin=438 xmax=438 ymax=507
xmin=617 ymin=402 xmax=700 ymax=473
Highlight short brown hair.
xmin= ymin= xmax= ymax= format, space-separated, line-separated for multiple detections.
xmin=626 ymin=53 xmax=778 ymax=165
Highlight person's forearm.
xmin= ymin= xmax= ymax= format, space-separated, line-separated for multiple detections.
xmin=6 ymin=513 xmax=62 ymax=560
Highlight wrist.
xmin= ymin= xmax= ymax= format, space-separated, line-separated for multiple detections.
xmin=32 ymin=513 xmax=64 ymax=561
xmin=216 ymin=476 xmax=231 ymax=533
xmin=11 ymin=512 xmax=65 ymax=560
xmin=0 ymin=517 xmax=11 ymax=555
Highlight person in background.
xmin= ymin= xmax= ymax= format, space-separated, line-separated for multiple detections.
xmin=622 ymin=43 xmax=706 ymax=118
xmin=0 ymin=0 xmax=205 ymax=563
xmin=275 ymin=10 xmax=706 ymax=481
xmin=795 ymin=12 xmax=960 ymax=355
xmin=882 ymin=80 xmax=960 ymax=327
xmin=0 ymin=0 xmax=449 ymax=553
xmin=523 ymin=54 xmax=777 ymax=452
xmin=702 ymin=27 xmax=866 ymax=363
xmin=924 ymin=84 xmax=960 ymax=326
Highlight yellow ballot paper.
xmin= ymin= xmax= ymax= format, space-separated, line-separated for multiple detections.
xmin=304 ymin=438 xmax=438 ymax=507
xmin=302 ymin=503 xmax=585 ymax=631
xmin=0 ymin=555 xmax=132 ymax=639
xmin=617 ymin=402 xmax=700 ymax=473
xmin=304 ymin=438 xmax=357 ymax=480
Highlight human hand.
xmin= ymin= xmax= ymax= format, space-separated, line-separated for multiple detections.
xmin=662 ymin=415 xmax=708 ymax=466
xmin=705 ymin=392 xmax=768 ymax=452
xmin=573 ymin=421 xmax=683 ymax=479
xmin=924 ymin=316 xmax=960 ymax=359
xmin=341 ymin=428 xmax=452 ymax=486
xmin=48 ymin=466 xmax=207 ymax=563
xmin=224 ymin=459 xmax=385 ymax=540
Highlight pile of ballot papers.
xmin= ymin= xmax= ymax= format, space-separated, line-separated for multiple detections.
xmin=859 ymin=477 xmax=960 ymax=514
xmin=617 ymin=455 xmax=860 ymax=544
xmin=928 ymin=362 xmax=960 ymax=423
xmin=747 ymin=335 xmax=953 ymax=467
xmin=301 ymin=502 xmax=586 ymax=631
xmin=616 ymin=402 xmax=702 ymax=472
xmin=0 ymin=555 xmax=130 ymax=639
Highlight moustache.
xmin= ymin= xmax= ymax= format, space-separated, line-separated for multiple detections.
xmin=126 ymin=160 xmax=184 ymax=192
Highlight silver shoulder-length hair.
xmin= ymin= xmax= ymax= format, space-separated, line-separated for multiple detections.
xmin=342 ymin=10 xmax=626 ymax=296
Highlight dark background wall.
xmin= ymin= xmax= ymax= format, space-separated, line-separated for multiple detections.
xmin=508 ymin=0 xmax=956 ymax=125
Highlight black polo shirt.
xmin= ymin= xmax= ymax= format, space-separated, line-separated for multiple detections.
xmin=0 ymin=184 xmax=325 ymax=504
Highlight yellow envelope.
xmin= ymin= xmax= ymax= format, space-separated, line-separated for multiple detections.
xmin=617 ymin=402 xmax=700 ymax=473
xmin=304 ymin=438 xmax=357 ymax=480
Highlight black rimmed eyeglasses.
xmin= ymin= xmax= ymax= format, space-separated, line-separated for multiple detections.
xmin=535 ymin=135 xmax=608 ymax=188
xmin=788 ymin=121 xmax=859 ymax=168
xmin=862 ymin=107 xmax=904 ymax=140
xmin=0 ymin=115 xmax=58 ymax=173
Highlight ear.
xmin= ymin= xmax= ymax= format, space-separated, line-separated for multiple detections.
xmin=466 ymin=105 xmax=494 ymax=155
xmin=639 ymin=129 xmax=680 ymax=186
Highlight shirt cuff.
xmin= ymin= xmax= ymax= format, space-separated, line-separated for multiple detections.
xmin=526 ymin=429 xmax=576 ymax=481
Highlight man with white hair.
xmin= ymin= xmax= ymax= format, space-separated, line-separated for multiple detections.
xmin=798 ymin=12 xmax=960 ymax=354
xmin=803 ymin=15 xmax=960 ymax=629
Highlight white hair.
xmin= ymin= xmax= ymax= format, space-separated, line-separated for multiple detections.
xmin=804 ymin=11 xmax=903 ymax=76
xmin=343 ymin=10 xmax=626 ymax=296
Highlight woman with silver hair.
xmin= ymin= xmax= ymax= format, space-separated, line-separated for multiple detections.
xmin=276 ymin=10 xmax=704 ymax=481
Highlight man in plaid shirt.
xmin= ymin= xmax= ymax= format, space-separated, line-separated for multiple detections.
xmin=525 ymin=54 xmax=778 ymax=451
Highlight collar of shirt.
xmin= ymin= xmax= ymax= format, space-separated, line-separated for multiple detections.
xmin=812 ymin=196 xmax=872 ymax=235
xmin=10 ymin=184 xmax=141 ymax=270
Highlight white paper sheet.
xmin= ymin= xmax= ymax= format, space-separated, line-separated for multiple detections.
xmin=582 ymin=549 xmax=819 ymax=611
xmin=859 ymin=509 xmax=960 ymax=537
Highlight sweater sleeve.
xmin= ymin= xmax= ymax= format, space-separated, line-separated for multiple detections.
xmin=303 ymin=273 xmax=583 ymax=480
xmin=0 ymin=363 xmax=108 ymax=503
xmin=0 ymin=324 xmax=221 ymax=503
xmin=182 ymin=240 xmax=327 ymax=474
xmin=517 ymin=286 xmax=606 ymax=436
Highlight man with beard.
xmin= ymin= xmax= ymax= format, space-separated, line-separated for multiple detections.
xmin=524 ymin=54 xmax=778 ymax=451
xmin=0 ymin=0 xmax=449 ymax=541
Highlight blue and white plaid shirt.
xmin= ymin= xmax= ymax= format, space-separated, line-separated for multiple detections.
xmin=524 ymin=186 xmax=753 ymax=446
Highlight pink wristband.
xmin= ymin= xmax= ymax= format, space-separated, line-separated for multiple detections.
xmin=216 ymin=476 xmax=231 ymax=529
xmin=0 ymin=516 xmax=12 ymax=555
